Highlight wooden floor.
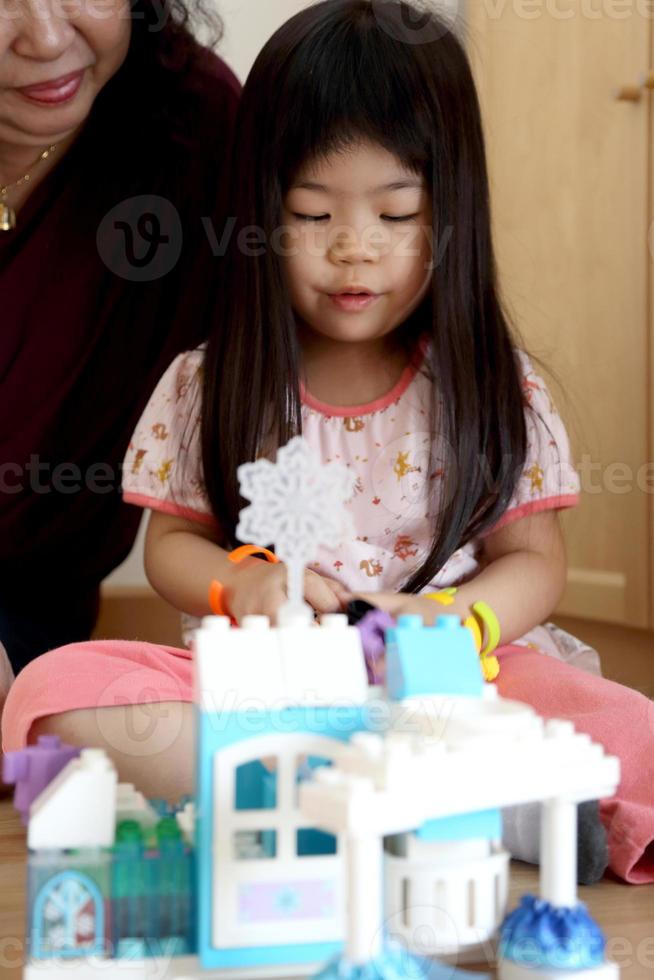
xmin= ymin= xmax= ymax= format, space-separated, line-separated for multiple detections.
xmin=1 ymin=612 xmax=653 ymax=977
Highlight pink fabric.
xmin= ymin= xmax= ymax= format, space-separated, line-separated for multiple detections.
xmin=2 ymin=638 xmax=652 ymax=884
xmin=483 ymin=495 xmax=580 ymax=535
xmin=1 ymin=641 xmax=193 ymax=752
xmin=122 ymin=494 xmax=219 ymax=529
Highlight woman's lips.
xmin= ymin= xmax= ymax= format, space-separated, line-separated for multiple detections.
xmin=18 ymin=70 xmax=85 ymax=106
xmin=328 ymin=292 xmax=380 ymax=312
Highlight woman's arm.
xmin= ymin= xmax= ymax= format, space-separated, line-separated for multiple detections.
xmin=144 ymin=510 xmax=350 ymax=622
xmin=355 ymin=510 xmax=568 ymax=645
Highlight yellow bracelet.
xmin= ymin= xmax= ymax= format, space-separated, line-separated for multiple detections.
xmin=424 ymin=588 xmax=457 ymax=607
xmin=470 ymin=601 xmax=501 ymax=659
xmin=424 ymin=589 xmax=501 ymax=681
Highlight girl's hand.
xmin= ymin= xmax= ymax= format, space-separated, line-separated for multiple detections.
xmin=353 ymin=591 xmax=443 ymax=626
xmin=228 ymin=561 xmax=350 ymax=624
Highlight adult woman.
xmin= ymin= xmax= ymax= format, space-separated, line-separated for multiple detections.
xmin=0 ymin=0 xmax=240 ymax=676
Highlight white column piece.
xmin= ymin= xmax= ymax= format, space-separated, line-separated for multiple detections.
xmin=540 ymin=797 xmax=577 ymax=908
xmin=345 ymin=834 xmax=383 ymax=964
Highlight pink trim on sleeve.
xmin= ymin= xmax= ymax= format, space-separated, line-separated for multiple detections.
xmin=123 ymin=492 xmax=219 ymax=529
xmin=484 ymin=494 xmax=580 ymax=536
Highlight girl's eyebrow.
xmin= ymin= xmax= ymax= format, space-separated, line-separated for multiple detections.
xmin=290 ymin=178 xmax=424 ymax=193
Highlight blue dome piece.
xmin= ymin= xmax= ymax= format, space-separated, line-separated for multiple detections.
xmin=313 ymin=944 xmax=491 ymax=979
xmin=499 ymin=895 xmax=606 ymax=970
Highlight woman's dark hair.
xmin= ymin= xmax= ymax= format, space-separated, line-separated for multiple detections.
xmin=202 ymin=0 xmax=528 ymax=593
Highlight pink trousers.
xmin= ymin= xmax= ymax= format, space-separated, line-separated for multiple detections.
xmin=2 ymin=640 xmax=653 ymax=884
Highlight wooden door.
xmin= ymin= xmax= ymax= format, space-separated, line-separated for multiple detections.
xmin=466 ymin=4 xmax=653 ymax=626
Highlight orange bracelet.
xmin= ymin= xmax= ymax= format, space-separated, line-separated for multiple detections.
xmin=209 ymin=544 xmax=281 ymax=620
xmin=228 ymin=544 xmax=280 ymax=565
xmin=208 ymin=579 xmax=235 ymax=621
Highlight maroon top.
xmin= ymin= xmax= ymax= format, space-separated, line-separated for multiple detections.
xmin=0 ymin=39 xmax=240 ymax=601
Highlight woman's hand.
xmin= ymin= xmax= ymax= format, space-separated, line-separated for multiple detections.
xmin=229 ymin=561 xmax=350 ymax=624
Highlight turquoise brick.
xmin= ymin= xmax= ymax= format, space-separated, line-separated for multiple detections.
xmin=386 ymin=615 xmax=484 ymax=699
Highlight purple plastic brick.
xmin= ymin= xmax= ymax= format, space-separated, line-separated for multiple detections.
xmin=356 ymin=609 xmax=396 ymax=685
xmin=2 ymin=735 xmax=81 ymax=825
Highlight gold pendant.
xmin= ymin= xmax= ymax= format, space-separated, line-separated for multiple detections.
xmin=0 ymin=200 xmax=16 ymax=232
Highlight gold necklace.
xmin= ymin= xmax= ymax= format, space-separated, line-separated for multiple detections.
xmin=0 ymin=144 xmax=57 ymax=232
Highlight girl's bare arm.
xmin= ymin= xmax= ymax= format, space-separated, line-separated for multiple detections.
xmin=355 ymin=510 xmax=567 ymax=645
xmin=144 ymin=510 xmax=349 ymax=622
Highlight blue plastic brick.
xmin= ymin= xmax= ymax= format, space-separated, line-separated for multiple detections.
xmin=385 ymin=615 xmax=484 ymax=700
xmin=417 ymin=809 xmax=502 ymax=843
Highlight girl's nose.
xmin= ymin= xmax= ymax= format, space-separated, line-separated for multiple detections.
xmin=11 ymin=0 xmax=77 ymax=61
xmin=328 ymin=224 xmax=381 ymax=265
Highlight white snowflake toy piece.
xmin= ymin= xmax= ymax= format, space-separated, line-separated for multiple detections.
xmin=236 ymin=437 xmax=355 ymax=624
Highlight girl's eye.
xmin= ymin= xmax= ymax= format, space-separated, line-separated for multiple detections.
xmin=293 ymin=213 xmax=330 ymax=222
xmin=382 ymin=214 xmax=420 ymax=223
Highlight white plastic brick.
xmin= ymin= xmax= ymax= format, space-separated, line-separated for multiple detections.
xmin=278 ymin=618 xmax=368 ymax=706
xmin=24 ymin=959 xmax=314 ymax=979
xmin=404 ymin=835 xmax=491 ymax=864
xmin=116 ymin=783 xmax=159 ymax=829
xmin=176 ymin=801 xmax=196 ymax=844
xmin=299 ymin=728 xmax=620 ymax=838
xmin=195 ymin=616 xmax=368 ymax=710
xmin=499 ymin=960 xmax=619 ymax=980
xmin=194 ymin=617 xmax=284 ymax=711
xmin=385 ymin=845 xmax=509 ymax=958
xmin=28 ymin=749 xmax=118 ymax=850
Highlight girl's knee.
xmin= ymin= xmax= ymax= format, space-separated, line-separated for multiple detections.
xmin=2 ymin=644 xmax=102 ymax=751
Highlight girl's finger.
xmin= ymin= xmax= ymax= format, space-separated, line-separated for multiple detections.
xmin=325 ymin=579 xmax=353 ymax=604
xmin=304 ymin=574 xmax=344 ymax=613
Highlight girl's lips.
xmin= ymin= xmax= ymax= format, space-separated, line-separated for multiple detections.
xmin=328 ymin=292 xmax=380 ymax=312
xmin=18 ymin=70 xmax=85 ymax=106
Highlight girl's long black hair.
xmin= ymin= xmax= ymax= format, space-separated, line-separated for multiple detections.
xmin=202 ymin=0 xmax=528 ymax=593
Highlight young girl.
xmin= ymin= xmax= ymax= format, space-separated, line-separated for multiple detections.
xmin=3 ymin=0 xmax=652 ymax=886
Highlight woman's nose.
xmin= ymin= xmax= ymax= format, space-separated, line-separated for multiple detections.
xmin=11 ymin=0 xmax=77 ymax=61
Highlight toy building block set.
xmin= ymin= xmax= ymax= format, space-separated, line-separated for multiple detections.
xmin=3 ymin=438 xmax=621 ymax=980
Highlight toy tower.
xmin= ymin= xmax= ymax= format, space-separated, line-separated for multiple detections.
xmin=194 ymin=437 xmax=370 ymax=974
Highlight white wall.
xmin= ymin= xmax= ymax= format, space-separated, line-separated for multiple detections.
xmin=217 ymin=0 xmax=317 ymax=82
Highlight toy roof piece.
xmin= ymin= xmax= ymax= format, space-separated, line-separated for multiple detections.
xmin=28 ymin=749 xmax=118 ymax=850
xmin=299 ymin=704 xmax=620 ymax=836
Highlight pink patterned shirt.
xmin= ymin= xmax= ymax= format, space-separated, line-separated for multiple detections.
xmin=122 ymin=343 xmax=588 ymax=661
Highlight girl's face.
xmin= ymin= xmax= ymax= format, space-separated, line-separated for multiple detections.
xmin=282 ymin=140 xmax=433 ymax=348
xmin=0 ymin=0 xmax=131 ymax=150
